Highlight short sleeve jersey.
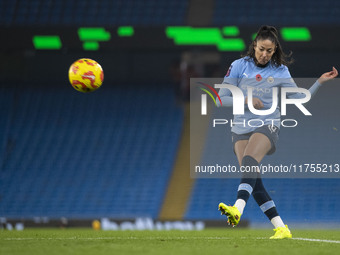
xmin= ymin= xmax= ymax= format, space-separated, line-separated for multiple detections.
xmin=219 ymin=56 xmax=298 ymax=134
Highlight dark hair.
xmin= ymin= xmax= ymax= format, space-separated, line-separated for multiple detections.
xmin=244 ymin=25 xmax=293 ymax=67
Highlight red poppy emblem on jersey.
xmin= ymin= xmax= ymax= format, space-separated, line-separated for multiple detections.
xmin=256 ymin=74 xmax=262 ymax=81
xmin=225 ymin=65 xmax=232 ymax=77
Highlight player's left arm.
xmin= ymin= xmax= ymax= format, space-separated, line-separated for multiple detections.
xmin=318 ymin=66 xmax=338 ymax=84
xmin=285 ymin=67 xmax=338 ymax=99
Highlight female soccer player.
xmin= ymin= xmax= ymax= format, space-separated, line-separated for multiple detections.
xmin=217 ymin=25 xmax=338 ymax=239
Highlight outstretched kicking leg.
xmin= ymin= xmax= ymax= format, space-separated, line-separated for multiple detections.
xmin=219 ymin=133 xmax=292 ymax=239
xmin=219 ymin=133 xmax=270 ymax=225
xmin=219 ymin=154 xmax=258 ymax=226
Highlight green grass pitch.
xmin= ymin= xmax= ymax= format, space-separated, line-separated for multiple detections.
xmin=1 ymin=228 xmax=340 ymax=255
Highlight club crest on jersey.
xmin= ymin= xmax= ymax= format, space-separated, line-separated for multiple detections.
xmin=225 ymin=65 xmax=232 ymax=77
xmin=267 ymin=77 xmax=274 ymax=83
xmin=256 ymin=74 xmax=262 ymax=81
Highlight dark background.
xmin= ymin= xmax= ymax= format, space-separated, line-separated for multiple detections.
xmin=1 ymin=0 xmax=340 ymax=228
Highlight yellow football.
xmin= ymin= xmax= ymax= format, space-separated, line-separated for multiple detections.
xmin=68 ymin=58 xmax=104 ymax=93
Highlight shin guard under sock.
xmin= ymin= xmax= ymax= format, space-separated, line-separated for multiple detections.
xmin=236 ymin=155 xmax=258 ymax=203
xmin=252 ymin=173 xmax=279 ymax=220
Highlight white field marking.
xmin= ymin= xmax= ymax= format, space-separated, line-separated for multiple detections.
xmin=5 ymin=236 xmax=340 ymax=243
xmin=257 ymin=237 xmax=340 ymax=244
xmin=3 ymin=237 xmax=232 ymax=241
xmin=292 ymin=238 xmax=340 ymax=244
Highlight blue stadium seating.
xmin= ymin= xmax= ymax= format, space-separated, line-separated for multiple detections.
xmin=1 ymin=0 xmax=340 ymax=26
xmin=213 ymin=0 xmax=340 ymax=25
xmin=0 ymin=85 xmax=183 ymax=219
xmin=0 ymin=0 xmax=189 ymax=26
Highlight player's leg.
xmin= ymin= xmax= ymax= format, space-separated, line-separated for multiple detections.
xmin=218 ymin=139 xmax=248 ymax=226
xmin=252 ymin=174 xmax=292 ymax=239
xmin=233 ymin=139 xmax=256 ymax=216
xmin=252 ymin=172 xmax=282 ymax=227
xmin=242 ymin=132 xmax=271 ymax=163
xmin=219 ymin=135 xmax=271 ymax=226
xmin=234 ymin=140 xmax=248 ymax=166
xmin=218 ymin=140 xmax=248 ymax=225
xmin=233 ymin=133 xmax=271 ymax=218
xmin=247 ymin=129 xmax=291 ymax=239
xmin=218 ymin=138 xmax=249 ymax=226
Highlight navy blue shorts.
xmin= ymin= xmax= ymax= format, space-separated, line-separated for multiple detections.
xmin=231 ymin=125 xmax=280 ymax=155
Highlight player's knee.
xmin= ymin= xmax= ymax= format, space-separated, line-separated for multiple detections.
xmin=240 ymin=155 xmax=258 ymax=179
xmin=242 ymin=155 xmax=259 ymax=166
xmin=242 ymin=151 xmax=263 ymax=163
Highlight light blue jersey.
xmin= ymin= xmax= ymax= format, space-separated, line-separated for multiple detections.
xmin=217 ymin=57 xmax=322 ymax=134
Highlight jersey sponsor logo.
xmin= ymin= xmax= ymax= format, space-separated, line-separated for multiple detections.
xmin=225 ymin=65 xmax=232 ymax=77
xmin=240 ymin=85 xmax=271 ymax=94
xmin=256 ymin=74 xmax=262 ymax=81
xmin=243 ymin=72 xmax=249 ymax=78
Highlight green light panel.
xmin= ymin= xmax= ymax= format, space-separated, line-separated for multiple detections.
xmin=280 ymin=27 xmax=311 ymax=41
xmin=32 ymin=36 xmax=62 ymax=50
xmin=78 ymin=27 xmax=111 ymax=50
xmin=222 ymin=26 xmax=239 ymax=36
xmin=31 ymin=27 xmax=312 ymax=51
xmin=218 ymin=38 xmax=246 ymax=51
xmin=167 ymin=27 xmax=221 ymax=44
xmin=78 ymin=28 xmax=111 ymax=41
xmin=118 ymin=26 xmax=134 ymax=37
xmin=166 ymin=27 xmax=245 ymax=51
xmin=83 ymin=41 xmax=99 ymax=51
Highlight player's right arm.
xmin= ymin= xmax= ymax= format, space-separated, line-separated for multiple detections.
xmin=217 ymin=59 xmax=242 ymax=107
xmin=217 ymin=58 xmax=264 ymax=109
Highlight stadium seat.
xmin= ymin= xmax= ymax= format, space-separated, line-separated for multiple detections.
xmin=213 ymin=0 xmax=340 ymax=25
xmin=0 ymin=85 xmax=183 ymax=219
xmin=1 ymin=0 xmax=189 ymax=26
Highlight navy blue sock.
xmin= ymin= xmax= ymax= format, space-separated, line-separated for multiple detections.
xmin=236 ymin=155 xmax=258 ymax=203
xmin=252 ymin=173 xmax=279 ymax=220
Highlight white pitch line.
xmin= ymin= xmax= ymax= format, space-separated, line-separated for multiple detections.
xmin=257 ymin=237 xmax=340 ymax=244
xmin=292 ymin=238 xmax=340 ymax=244
xmin=4 ymin=237 xmax=340 ymax=244
xmin=3 ymin=237 xmax=232 ymax=241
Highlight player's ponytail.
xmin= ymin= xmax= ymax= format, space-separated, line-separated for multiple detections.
xmin=244 ymin=25 xmax=293 ymax=67
xmin=257 ymin=25 xmax=279 ymax=37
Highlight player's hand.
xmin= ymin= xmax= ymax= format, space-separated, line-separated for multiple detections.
xmin=245 ymin=97 xmax=264 ymax=109
xmin=318 ymin=67 xmax=338 ymax=84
